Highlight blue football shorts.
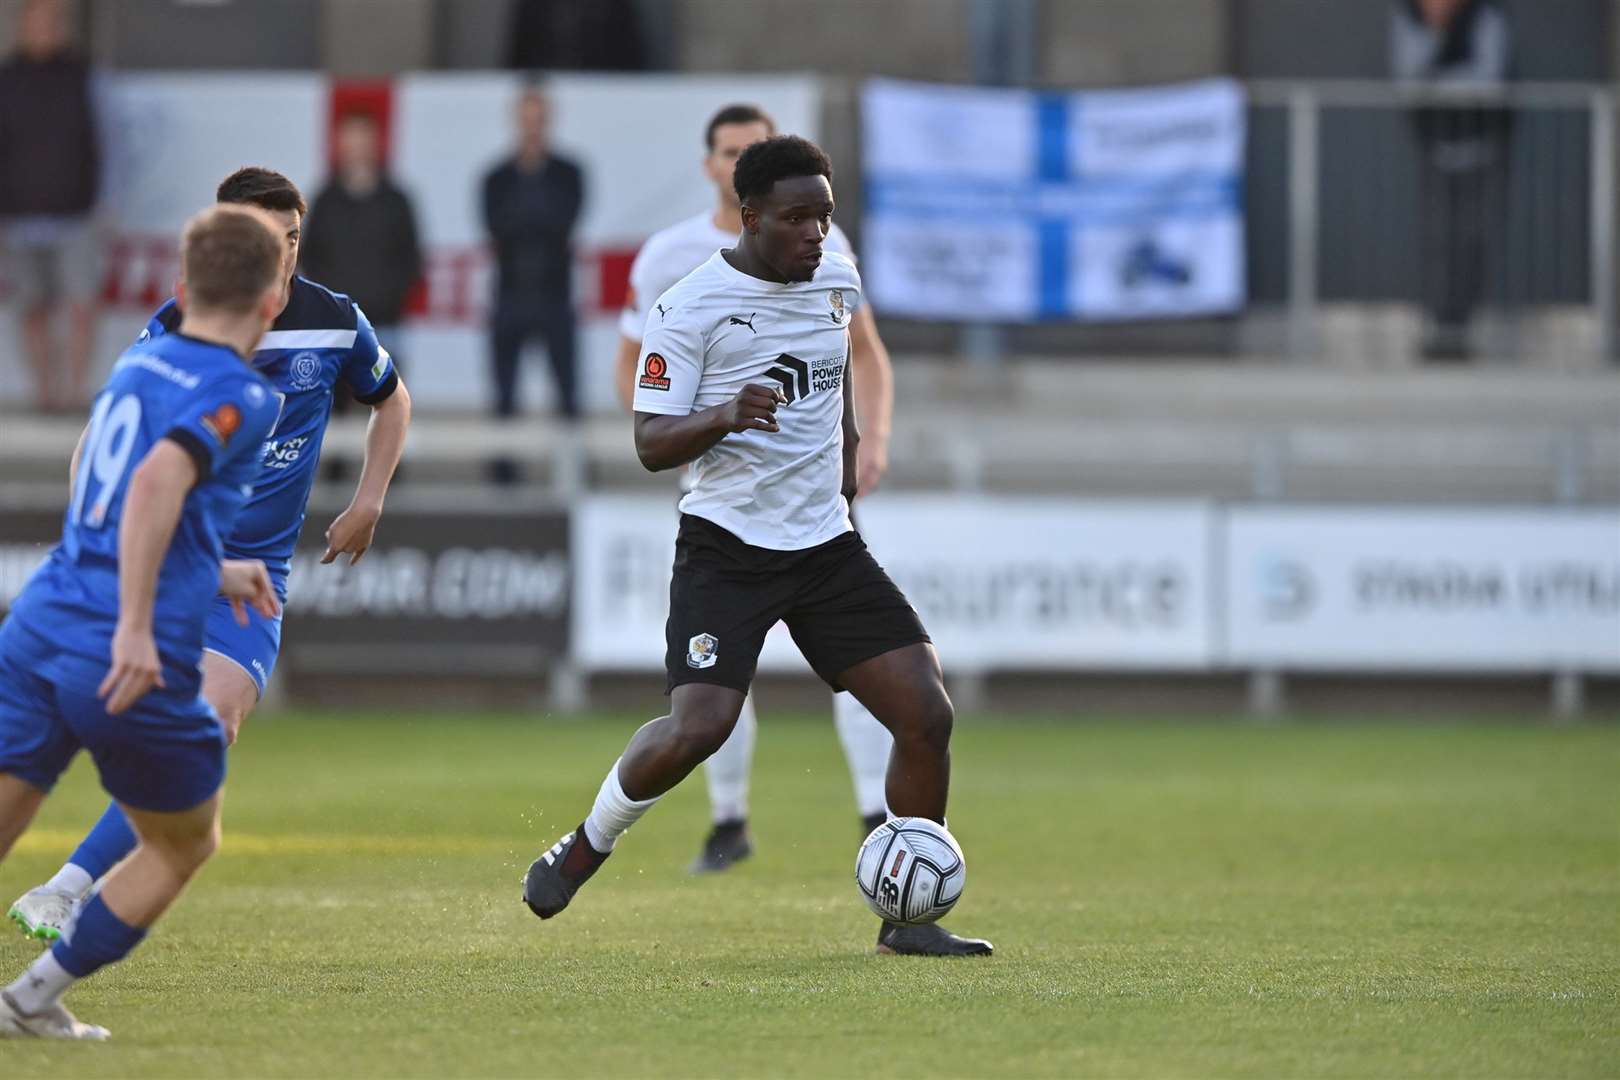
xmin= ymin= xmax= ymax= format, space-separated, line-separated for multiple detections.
xmin=201 ymin=592 xmax=283 ymax=697
xmin=0 ymin=618 xmax=226 ymax=813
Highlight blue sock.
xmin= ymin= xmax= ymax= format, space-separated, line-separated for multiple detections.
xmin=67 ymin=802 xmax=138 ymax=881
xmin=50 ymin=893 xmax=146 ymax=978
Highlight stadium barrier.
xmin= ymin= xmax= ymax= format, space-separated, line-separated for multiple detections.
xmin=6 ymin=497 xmax=1613 ymax=711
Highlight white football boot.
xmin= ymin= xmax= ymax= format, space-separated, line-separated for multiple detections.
xmin=0 ymin=991 xmax=109 ymax=1040
xmin=8 ymin=888 xmax=81 ymax=942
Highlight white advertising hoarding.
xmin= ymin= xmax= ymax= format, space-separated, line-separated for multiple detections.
xmin=1225 ymin=507 xmax=1620 ymax=671
xmin=571 ymin=495 xmax=1217 ymax=672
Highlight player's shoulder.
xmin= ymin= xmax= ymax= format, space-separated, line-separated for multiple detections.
xmin=649 ymin=255 xmax=735 ymax=325
xmin=138 ymin=298 xmax=182 ymax=342
xmin=275 ymin=275 xmax=360 ymax=332
xmin=817 ymin=250 xmax=861 ymax=288
xmin=114 ymin=333 xmax=257 ymax=400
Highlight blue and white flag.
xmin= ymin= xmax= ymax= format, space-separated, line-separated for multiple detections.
xmin=862 ymin=78 xmax=1246 ymax=322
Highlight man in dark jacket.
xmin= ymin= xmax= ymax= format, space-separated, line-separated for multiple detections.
xmin=0 ymin=0 xmax=101 ymax=411
xmin=482 ymin=88 xmax=585 ymax=422
xmin=302 ymin=110 xmax=424 ymax=362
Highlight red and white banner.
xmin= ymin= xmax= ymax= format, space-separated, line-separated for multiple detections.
xmin=0 ymin=72 xmax=822 ymax=411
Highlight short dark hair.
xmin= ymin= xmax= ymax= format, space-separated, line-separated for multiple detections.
xmin=181 ymin=206 xmax=283 ymax=315
xmin=732 ymin=134 xmax=832 ymax=206
xmin=216 ymin=166 xmax=307 ymax=217
xmin=705 ymin=103 xmax=775 ymax=152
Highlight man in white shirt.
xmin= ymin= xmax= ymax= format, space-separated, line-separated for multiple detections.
xmin=614 ymin=105 xmax=896 ymax=876
xmin=527 ymin=135 xmax=990 ymax=957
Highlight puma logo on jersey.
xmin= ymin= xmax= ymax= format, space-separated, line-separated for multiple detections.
xmin=728 ymin=313 xmax=757 ymax=332
xmin=656 ymin=303 xmax=668 ymax=320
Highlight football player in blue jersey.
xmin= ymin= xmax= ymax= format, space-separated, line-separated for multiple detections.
xmin=0 ymin=206 xmax=288 ymax=1039
xmin=9 ymin=167 xmax=413 ymax=941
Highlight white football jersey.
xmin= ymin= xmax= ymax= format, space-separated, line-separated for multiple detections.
xmin=632 ymin=250 xmax=862 ymax=551
xmin=619 ymin=211 xmax=854 ymax=341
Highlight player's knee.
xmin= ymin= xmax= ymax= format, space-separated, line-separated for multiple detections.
xmin=177 ymin=820 xmax=221 ymax=873
xmin=214 ymin=696 xmax=253 ymax=746
xmin=898 ymin=689 xmax=954 ymax=752
xmin=672 ymin=706 xmax=737 ymax=761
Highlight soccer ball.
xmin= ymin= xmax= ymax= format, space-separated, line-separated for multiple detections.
xmin=855 ymin=817 xmax=966 ymax=925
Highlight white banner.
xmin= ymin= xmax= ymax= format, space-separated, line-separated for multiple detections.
xmin=1224 ymin=507 xmax=1620 ymax=671
xmin=571 ymin=495 xmax=1217 ymax=672
xmin=862 ymin=77 xmax=1245 ymax=323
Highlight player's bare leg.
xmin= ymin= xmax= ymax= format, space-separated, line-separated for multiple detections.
xmin=838 ymin=644 xmax=992 ymax=957
xmin=201 ymin=651 xmax=260 ymax=747
xmin=0 ymin=774 xmax=47 ymax=864
xmin=9 ymin=651 xmax=261 ymax=943
xmin=838 ymin=643 xmax=952 ymax=822
xmin=524 ymin=685 xmax=746 ymax=919
xmin=3 ymin=793 xmax=222 ymax=1040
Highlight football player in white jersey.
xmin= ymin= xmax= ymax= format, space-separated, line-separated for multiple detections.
xmin=527 ymin=136 xmax=990 ymax=957
xmin=614 ymin=104 xmax=897 ymax=876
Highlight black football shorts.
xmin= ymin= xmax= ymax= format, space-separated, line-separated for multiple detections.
xmin=663 ymin=514 xmax=931 ymax=694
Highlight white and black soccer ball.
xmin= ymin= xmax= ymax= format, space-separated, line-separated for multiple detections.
xmin=854 ymin=817 xmax=966 ymax=925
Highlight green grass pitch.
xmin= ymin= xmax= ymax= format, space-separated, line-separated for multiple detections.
xmin=1 ymin=710 xmax=1615 ymax=1077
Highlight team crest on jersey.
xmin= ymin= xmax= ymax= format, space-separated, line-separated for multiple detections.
xmin=639 ymin=353 xmax=671 ymax=392
xmin=829 ymin=289 xmax=845 ymax=324
xmin=687 ymin=633 xmax=719 ymax=669
xmin=290 ymin=351 xmax=322 ymax=391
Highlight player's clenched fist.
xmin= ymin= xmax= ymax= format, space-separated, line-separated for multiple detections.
xmin=724 ymin=383 xmax=786 ymax=433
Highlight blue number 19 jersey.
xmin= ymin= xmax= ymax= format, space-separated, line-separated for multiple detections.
xmin=5 ymin=332 xmax=279 ymax=694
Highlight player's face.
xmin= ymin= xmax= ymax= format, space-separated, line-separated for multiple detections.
xmin=259 ymin=206 xmax=300 ymax=280
xmin=704 ymin=121 xmax=773 ymax=209
xmin=747 ymin=175 xmax=833 ymax=283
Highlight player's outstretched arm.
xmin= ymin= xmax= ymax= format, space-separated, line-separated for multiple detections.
xmin=633 ymin=383 xmax=784 ymax=472
xmin=324 ymin=377 xmax=412 ymax=566
xmin=100 ymin=439 xmax=198 ymax=714
xmin=848 ymin=306 xmax=892 ymax=494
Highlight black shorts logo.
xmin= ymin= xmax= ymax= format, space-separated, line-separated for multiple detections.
xmin=639 ymin=353 xmax=671 ymax=392
xmin=687 ymin=633 xmax=719 ymax=669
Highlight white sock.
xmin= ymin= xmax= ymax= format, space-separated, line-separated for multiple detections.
xmin=5 ymin=951 xmax=75 ymax=1015
xmin=834 ymin=692 xmax=893 ymax=819
xmin=581 ymin=758 xmax=659 ymax=853
xmin=45 ymin=864 xmax=94 ymax=898
xmin=703 ymin=692 xmax=757 ymax=824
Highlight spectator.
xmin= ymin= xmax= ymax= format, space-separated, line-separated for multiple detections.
xmin=1391 ymin=0 xmax=1513 ymax=362
xmin=481 ymin=87 xmax=585 ymax=432
xmin=0 ymin=0 xmax=101 ymax=412
xmin=302 ymin=108 xmax=423 ymax=482
xmin=302 ymin=110 xmax=423 ymax=368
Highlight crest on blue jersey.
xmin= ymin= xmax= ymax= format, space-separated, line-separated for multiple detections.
xmin=290 ymin=351 xmax=322 ymax=390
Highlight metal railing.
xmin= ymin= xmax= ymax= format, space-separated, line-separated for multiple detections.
xmin=1248 ymin=79 xmax=1616 ymax=366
